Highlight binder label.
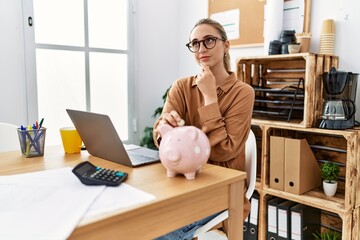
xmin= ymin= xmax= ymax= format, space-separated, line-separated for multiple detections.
xmin=291 ymin=212 xmax=301 ymax=240
xmin=268 ymin=206 xmax=277 ymax=233
xmin=278 ymin=209 xmax=288 ymax=237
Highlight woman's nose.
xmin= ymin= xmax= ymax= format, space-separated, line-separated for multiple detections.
xmin=198 ymin=42 xmax=207 ymax=52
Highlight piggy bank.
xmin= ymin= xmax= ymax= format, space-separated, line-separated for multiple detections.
xmin=158 ymin=124 xmax=211 ymax=180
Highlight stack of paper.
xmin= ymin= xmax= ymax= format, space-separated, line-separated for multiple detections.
xmin=0 ymin=167 xmax=155 ymax=239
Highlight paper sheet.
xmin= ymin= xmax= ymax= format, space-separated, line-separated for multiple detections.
xmin=0 ymin=167 xmax=156 ymax=240
xmin=83 ymin=183 xmax=156 ymax=220
xmin=210 ymin=9 xmax=240 ymax=40
xmin=283 ymin=0 xmax=305 ymax=34
xmin=0 ymin=168 xmax=105 ymax=240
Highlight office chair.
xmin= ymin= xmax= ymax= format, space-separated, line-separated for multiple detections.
xmin=0 ymin=122 xmax=20 ymax=152
xmin=193 ymin=129 xmax=257 ymax=240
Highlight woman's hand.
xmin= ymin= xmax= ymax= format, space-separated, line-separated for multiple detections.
xmin=196 ymin=65 xmax=217 ymax=105
xmin=158 ymin=110 xmax=185 ymax=127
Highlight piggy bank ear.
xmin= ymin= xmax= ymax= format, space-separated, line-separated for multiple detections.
xmin=186 ymin=127 xmax=198 ymax=140
xmin=158 ymin=124 xmax=173 ymax=137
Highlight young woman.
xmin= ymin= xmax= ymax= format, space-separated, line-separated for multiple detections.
xmin=153 ymin=18 xmax=254 ymax=239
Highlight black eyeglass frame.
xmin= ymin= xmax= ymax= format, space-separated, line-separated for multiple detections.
xmin=186 ymin=36 xmax=226 ymax=53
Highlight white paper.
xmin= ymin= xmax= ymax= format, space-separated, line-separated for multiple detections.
xmin=267 ymin=205 xmax=277 ymax=233
xmin=283 ymin=0 xmax=305 ymax=33
xmin=0 ymin=168 xmax=105 ymax=240
xmin=0 ymin=167 xmax=157 ymax=239
xmin=249 ymin=197 xmax=259 ymax=224
xmin=83 ymin=182 xmax=156 ymax=220
xmin=291 ymin=212 xmax=301 ymax=240
xmin=263 ymin=0 xmax=284 ymax=54
xmin=210 ymin=9 xmax=240 ymax=40
xmin=278 ymin=209 xmax=288 ymax=237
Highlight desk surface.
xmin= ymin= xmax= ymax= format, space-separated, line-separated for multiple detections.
xmin=0 ymin=146 xmax=246 ymax=240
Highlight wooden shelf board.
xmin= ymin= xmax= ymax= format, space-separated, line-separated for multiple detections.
xmin=263 ymin=187 xmax=348 ymax=215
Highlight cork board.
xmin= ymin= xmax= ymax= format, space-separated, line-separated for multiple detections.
xmin=208 ymin=0 xmax=265 ymax=48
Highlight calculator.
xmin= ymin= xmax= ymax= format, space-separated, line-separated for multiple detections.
xmin=72 ymin=161 xmax=128 ymax=186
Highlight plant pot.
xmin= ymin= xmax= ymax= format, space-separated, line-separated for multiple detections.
xmin=323 ymin=180 xmax=337 ymax=197
xmin=288 ymin=44 xmax=301 ymax=54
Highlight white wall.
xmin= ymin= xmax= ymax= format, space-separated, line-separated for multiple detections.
xmin=134 ymin=0 xmax=208 ymax=143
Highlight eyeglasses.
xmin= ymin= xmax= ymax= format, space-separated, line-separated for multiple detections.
xmin=186 ymin=36 xmax=225 ymax=53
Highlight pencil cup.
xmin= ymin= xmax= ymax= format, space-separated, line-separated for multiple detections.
xmin=60 ymin=127 xmax=82 ymax=154
xmin=17 ymin=127 xmax=46 ymax=157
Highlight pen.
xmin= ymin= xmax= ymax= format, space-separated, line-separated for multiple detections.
xmin=33 ymin=118 xmax=44 ymax=153
xmin=20 ymin=125 xmax=27 ymax=152
xmin=26 ymin=125 xmax=31 ymax=155
xmin=39 ymin=118 xmax=44 ymax=128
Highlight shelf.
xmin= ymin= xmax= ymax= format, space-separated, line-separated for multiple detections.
xmin=237 ymin=53 xmax=339 ymax=127
xmin=253 ymin=123 xmax=358 ymax=240
xmin=262 ymin=187 xmax=347 ymax=215
xmin=244 ymin=54 xmax=358 ymax=240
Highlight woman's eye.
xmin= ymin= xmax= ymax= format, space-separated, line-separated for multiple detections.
xmin=205 ymin=37 xmax=215 ymax=44
xmin=191 ymin=41 xmax=200 ymax=48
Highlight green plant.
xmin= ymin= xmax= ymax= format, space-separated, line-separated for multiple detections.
xmin=320 ymin=162 xmax=340 ymax=183
xmin=313 ymin=230 xmax=342 ymax=240
xmin=139 ymin=86 xmax=171 ymax=150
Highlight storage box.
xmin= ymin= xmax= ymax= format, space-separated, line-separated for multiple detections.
xmin=236 ymin=53 xmax=339 ymax=128
xmin=263 ymin=125 xmax=358 ymax=211
xmin=284 ymin=138 xmax=322 ymax=195
xmin=269 ymin=135 xmax=322 ymax=195
xmin=270 ymin=136 xmax=285 ymax=191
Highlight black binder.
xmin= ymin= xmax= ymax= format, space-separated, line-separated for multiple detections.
xmin=248 ymin=191 xmax=260 ymax=240
xmin=277 ymin=200 xmax=297 ymax=240
xmin=267 ymin=197 xmax=286 ymax=240
xmin=243 ymin=214 xmax=250 ymax=239
xmin=290 ymin=204 xmax=321 ymax=239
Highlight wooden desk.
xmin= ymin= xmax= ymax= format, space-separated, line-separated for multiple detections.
xmin=0 ymin=146 xmax=246 ymax=240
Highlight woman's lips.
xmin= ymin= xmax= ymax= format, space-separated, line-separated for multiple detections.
xmin=200 ymin=56 xmax=210 ymax=61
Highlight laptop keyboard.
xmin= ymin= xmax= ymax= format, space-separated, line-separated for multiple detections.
xmin=127 ymin=151 xmax=158 ymax=164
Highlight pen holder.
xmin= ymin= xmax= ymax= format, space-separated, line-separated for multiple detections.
xmin=17 ymin=127 xmax=46 ymax=157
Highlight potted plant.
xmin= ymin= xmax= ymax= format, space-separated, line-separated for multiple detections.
xmin=139 ymin=86 xmax=171 ymax=150
xmin=313 ymin=230 xmax=341 ymax=240
xmin=320 ymin=162 xmax=340 ymax=197
xmin=287 ymin=42 xmax=301 ymax=54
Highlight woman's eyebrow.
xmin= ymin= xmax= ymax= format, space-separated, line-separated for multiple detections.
xmin=190 ymin=35 xmax=216 ymax=42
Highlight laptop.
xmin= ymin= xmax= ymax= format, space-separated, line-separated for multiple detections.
xmin=66 ymin=109 xmax=160 ymax=167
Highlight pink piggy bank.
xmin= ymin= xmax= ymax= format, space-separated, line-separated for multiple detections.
xmin=158 ymin=124 xmax=211 ymax=180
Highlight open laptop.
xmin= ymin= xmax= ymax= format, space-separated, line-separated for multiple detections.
xmin=66 ymin=109 xmax=160 ymax=167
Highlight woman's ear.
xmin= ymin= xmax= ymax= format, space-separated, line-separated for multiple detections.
xmin=224 ymin=40 xmax=230 ymax=52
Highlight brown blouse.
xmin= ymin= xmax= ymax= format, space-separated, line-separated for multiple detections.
xmin=153 ymin=72 xmax=255 ymax=172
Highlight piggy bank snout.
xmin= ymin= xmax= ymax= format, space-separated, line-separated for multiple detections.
xmin=163 ymin=148 xmax=181 ymax=166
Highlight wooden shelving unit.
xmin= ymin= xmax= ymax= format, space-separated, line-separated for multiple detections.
xmin=238 ymin=54 xmax=359 ymax=240
xmin=237 ymin=53 xmax=339 ymax=128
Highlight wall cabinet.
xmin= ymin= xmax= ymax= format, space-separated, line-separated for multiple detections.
xmin=237 ymin=54 xmax=359 ymax=240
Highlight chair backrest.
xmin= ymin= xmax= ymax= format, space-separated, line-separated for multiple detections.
xmin=0 ymin=122 xmax=20 ymax=152
xmin=245 ymin=129 xmax=257 ymax=199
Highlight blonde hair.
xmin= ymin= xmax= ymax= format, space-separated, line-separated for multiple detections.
xmin=190 ymin=18 xmax=231 ymax=72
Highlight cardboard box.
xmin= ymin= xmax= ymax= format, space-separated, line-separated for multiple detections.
xmin=284 ymin=138 xmax=322 ymax=194
xmin=270 ymin=136 xmax=285 ymax=190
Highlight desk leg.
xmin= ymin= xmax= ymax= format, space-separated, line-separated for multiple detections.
xmin=227 ymin=180 xmax=244 ymax=240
